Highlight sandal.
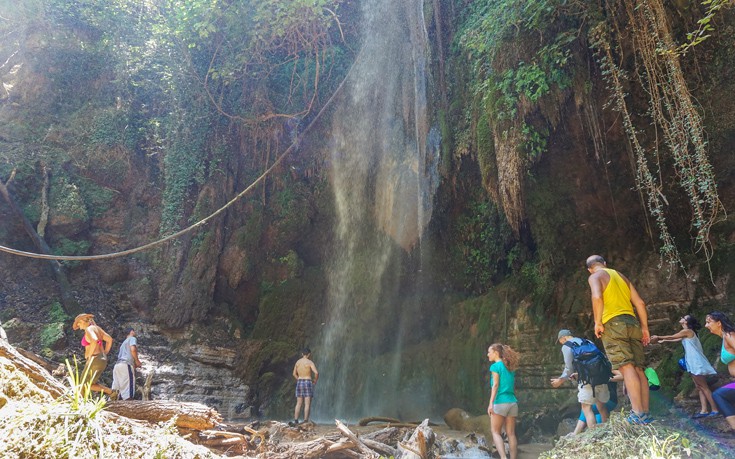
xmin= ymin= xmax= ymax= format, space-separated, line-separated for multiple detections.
xmin=692 ymin=412 xmax=709 ymax=419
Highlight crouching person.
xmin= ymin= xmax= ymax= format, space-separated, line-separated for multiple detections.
xmin=551 ymin=329 xmax=612 ymax=430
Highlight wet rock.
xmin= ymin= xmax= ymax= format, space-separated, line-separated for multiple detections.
xmin=555 ymin=417 xmax=577 ymax=437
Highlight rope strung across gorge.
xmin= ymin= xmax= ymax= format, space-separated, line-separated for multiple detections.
xmin=0 ymin=49 xmax=361 ymax=262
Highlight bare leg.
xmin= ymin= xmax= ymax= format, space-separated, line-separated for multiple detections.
xmin=294 ymin=397 xmax=304 ymax=421
xmin=726 ymin=415 xmax=735 ymax=431
xmin=634 ymin=366 xmax=650 ymax=413
xmin=505 ymin=415 xmax=517 ymax=459
xmin=595 ymin=400 xmax=609 ymax=423
xmin=90 ymin=383 xmax=112 ymax=396
xmin=491 ymin=413 xmax=507 ymax=459
xmin=581 ymin=403 xmax=597 ymax=428
xmin=619 ymin=363 xmax=644 ymax=413
xmin=304 ymin=396 xmax=312 ymax=421
xmin=573 ymin=420 xmax=586 ymax=435
xmin=692 ymin=374 xmax=716 ymax=413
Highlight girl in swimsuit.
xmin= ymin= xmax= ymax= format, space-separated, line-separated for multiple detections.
xmin=705 ymin=311 xmax=735 ymax=432
xmin=72 ymin=313 xmax=116 ymax=398
xmin=651 ymin=314 xmax=718 ymax=418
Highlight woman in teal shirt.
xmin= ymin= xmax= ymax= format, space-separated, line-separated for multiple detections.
xmin=487 ymin=343 xmax=520 ymax=459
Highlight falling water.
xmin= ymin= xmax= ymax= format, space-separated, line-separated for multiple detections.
xmin=315 ymin=0 xmax=440 ymax=421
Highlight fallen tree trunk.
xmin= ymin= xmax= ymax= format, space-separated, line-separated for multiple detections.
xmin=0 ymin=339 xmax=66 ymax=398
xmin=105 ymin=400 xmax=223 ymax=430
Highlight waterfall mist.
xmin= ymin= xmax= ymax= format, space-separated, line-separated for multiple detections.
xmin=314 ymin=0 xmax=440 ymax=422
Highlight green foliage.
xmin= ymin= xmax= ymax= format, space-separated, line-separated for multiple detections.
xmin=278 ymin=250 xmax=303 ymax=280
xmin=30 ymin=0 xmax=352 ymax=238
xmin=673 ymin=0 xmax=728 ymax=56
xmin=53 ymin=238 xmax=92 ymax=257
xmin=454 ymin=198 xmax=513 ymax=293
xmin=518 ymin=261 xmax=554 ymax=306
xmin=40 ymin=323 xmax=65 ymax=349
xmin=521 ymin=122 xmax=548 ymax=162
xmin=49 ymin=175 xmax=88 ymax=222
xmin=89 ymin=109 xmax=140 ymax=150
xmin=48 ymin=301 xmax=69 ymax=323
xmin=76 ymin=177 xmax=116 ymax=218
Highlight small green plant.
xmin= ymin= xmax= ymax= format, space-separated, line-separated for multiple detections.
xmin=63 ymin=356 xmax=107 ymax=416
xmin=47 ymin=301 xmax=69 ymax=323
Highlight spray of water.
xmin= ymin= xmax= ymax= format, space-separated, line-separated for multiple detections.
xmin=314 ymin=0 xmax=440 ymax=422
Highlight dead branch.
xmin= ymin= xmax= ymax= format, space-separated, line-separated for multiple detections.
xmin=142 ymin=371 xmax=153 ymax=401
xmin=37 ymin=162 xmax=49 ymax=238
xmin=358 ymin=416 xmax=401 ymax=426
xmin=335 ymin=420 xmax=380 ymax=458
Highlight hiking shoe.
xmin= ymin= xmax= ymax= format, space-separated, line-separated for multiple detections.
xmin=288 ymin=419 xmax=299 ymax=427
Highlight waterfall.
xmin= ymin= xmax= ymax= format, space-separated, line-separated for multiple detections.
xmin=314 ymin=0 xmax=440 ymax=421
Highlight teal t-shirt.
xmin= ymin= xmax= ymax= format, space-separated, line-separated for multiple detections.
xmin=489 ymin=360 xmax=517 ymax=404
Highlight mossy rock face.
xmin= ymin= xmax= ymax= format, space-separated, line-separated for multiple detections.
xmin=48 ymin=174 xmax=90 ymax=236
xmin=250 ymin=268 xmax=326 ymax=343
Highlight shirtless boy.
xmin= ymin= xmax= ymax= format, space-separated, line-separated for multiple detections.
xmin=292 ymin=348 xmax=319 ymax=425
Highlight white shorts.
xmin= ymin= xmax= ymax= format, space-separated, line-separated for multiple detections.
xmin=111 ymin=362 xmax=136 ymax=400
xmin=578 ymin=383 xmax=610 ymax=405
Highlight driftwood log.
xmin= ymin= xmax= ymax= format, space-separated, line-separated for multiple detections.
xmin=336 ymin=420 xmax=381 ymax=458
xmin=362 ymin=426 xmax=402 ymax=445
xmin=398 ymin=419 xmax=435 ymax=459
xmin=105 ymin=400 xmax=223 ymax=430
xmin=358 ymin=416 xmax=401 ymax=426
xmin=264 ymin=437 xmax=333 ymax=459
xmin=0 ymin=339 xmax=66 ymax=398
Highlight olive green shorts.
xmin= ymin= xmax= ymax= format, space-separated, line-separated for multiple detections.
xmin=601 ymin=314 xmax=645 ymax=370
xmin=82 ymin=354 xmax=108 ymax=387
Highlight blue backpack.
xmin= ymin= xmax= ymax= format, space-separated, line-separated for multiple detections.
xmin=564 ymin=338 xmax=613 ymax=393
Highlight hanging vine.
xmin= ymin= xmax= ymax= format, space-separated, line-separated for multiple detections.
xmin=591 ymin=0 xmax=725 ymax=271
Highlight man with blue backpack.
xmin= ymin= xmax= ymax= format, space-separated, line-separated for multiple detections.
xmin=551 ymin=329 xmax=613 ymax=430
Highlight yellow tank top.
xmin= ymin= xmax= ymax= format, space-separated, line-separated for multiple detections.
xmin=601 ymin=268 xmax=634 ymax=324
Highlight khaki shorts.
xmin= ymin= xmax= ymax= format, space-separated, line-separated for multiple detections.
xmin=601 ymin=314 xmax=645 ymax=369
xmin=578 ymin=383 xmax=610 ymax=405
xmin=493 ymin=403 xmax=518 ymax=417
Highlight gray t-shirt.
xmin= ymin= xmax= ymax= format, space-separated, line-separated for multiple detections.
xmin=117 ymin=336 xmax=137 ymax=366
xmin=560 ymin=337 xmax=583 ymax=379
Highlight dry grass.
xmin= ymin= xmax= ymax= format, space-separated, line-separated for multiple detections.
xmin=540 ymin=411 xmax=733 ymax=459
xmin=0 ymin=358 xmax=218 ymax=459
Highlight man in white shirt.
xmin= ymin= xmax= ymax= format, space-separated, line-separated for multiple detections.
xmin=112 ymin=328 xmax=142 ymax=400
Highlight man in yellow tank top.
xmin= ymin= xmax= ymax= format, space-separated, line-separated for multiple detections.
xmin=587 ymin=255 xmax=652 ymax=424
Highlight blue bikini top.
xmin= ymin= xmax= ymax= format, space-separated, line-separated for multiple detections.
xmin=721 ymin=343 xmax=735 ymax=365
